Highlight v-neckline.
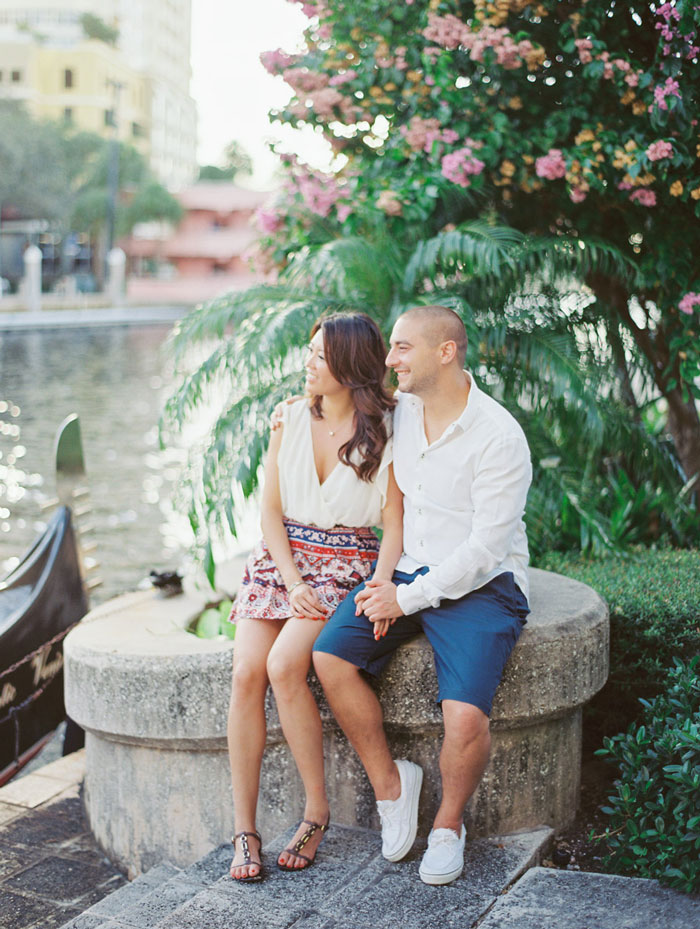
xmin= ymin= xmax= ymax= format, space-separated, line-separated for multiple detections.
xmin=308 ymin=408 xmax=343 ymax=488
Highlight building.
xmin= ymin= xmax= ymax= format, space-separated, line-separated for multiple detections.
xmin=0 ymin=31 xmax=151 ymax=160
xmin=0 ymin=1 xmax=197 ymax=188
xmin=123 ymin=183 xmax=269 ymax=278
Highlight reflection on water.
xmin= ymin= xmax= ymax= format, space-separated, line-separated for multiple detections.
xmin=0 ymin=325 xmax=191 ymax=604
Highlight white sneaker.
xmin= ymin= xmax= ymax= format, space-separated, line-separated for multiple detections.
xmin=376 ymin=759 xmax=423 ymax=862
xmin=419 ymin=825 xmax=466 ymax=885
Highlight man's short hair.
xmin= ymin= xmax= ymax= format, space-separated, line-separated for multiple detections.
xmin=402 ymin=305 xmax=468 ymax=367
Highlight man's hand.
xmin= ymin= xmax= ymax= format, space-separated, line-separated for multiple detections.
xmin=270 ymin=395 xmax=305 ymax=431
xmin=355 ymin=579 xmax=404 ymax=622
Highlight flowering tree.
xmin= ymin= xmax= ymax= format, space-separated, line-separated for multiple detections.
xmin=256 ymin=0 xmax=700 ymax=490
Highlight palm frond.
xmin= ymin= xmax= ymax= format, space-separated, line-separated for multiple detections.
xmin=163 ymin=219 xmax=690 ymax=565
xmin=283 ymin=235 xmax=405 ymax=312
xmin=403 ymin=221 xmax=524 ymax=294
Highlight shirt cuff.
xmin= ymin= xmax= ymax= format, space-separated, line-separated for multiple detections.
xmin=396 ymin=575 xmax=441 ymax=615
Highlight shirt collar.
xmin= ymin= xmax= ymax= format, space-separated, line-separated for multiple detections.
xmin=399 ymin=371 xmax=480 ymax=438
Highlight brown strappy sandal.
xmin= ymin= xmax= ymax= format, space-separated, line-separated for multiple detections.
xmin=231 ymin=830 xmax=264 ymax=883
xmin=277 ymin=817 xmax=330 ymax=872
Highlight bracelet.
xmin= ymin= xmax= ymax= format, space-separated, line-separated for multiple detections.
xmin=287 ymin=580 xmax=306 ymax=594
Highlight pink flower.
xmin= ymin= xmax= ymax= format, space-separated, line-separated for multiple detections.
xmin=535 ymin=149 xmax=567 ymax=180
xmin=289 ymin=102 xmax=309 ymax=120
xmin=422 ymin=126 xmax=462 ymax=155
xmin=401 ymin=116 xmax=440 ymax=152
xmin=569 ymin=187 xmax=588 ymax=203
xmin=376 ymin=190 xmax=403 ymax=216
xmin=336 ymin=203 xmax=352 ymax=223
xmin=298 ymin=177 xmax=338 ymax=217
xmin=306 ymin=88 xmax=344 ymax=118
xmin=255 ymin=208 xmax=283 ymax=234
xmin=629 ymin=189 xmax=657 ymax=207
xmin=646 ymin=140 xmax=673 ymax=161
xmin=652 ymin=76 xmax=681 ymax=111
xmin=260 ymin=48 xmax=298 ymax=75
xmin=423 ymin=129 xmax=442 ymax=153
xmin=329 ymin=70 xmax=357 ymax=87
xmin=575 ymin=38 xmax=594 ymax=64
xmin=679 ymin=292 xmax=700 ymax=315
xmin=656 ymin=3 xmax=680 ymax=22
xmin=282 ymin=68 xmax=329 ymax=94
xmin=441 ymin=148 xmax=485 ymax=188
xmin=423 ymin=13 xmax=470 ymax=50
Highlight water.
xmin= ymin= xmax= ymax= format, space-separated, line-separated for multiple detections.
xmin=0 ymin=324 xmax=192 ymax=604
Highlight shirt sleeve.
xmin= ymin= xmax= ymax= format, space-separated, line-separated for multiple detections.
xmin=374 ymin=424 xmax=394 ymax=510
xmin=395 ymin=435 xmax=532 ymax=615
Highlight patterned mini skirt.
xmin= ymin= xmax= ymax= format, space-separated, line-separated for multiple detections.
xmin=228 ymin=518 xmax=380 ymax=622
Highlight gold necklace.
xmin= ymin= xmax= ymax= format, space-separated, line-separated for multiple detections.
xmin=324 ymin=414 xmax=352 ymax=437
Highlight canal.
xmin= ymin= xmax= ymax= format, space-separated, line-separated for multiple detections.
xmin=0 ymin=323 xmax=193 ymax=604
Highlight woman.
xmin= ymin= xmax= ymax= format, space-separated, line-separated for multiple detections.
xmin=227 ymin=313 xmax=403 ymax=882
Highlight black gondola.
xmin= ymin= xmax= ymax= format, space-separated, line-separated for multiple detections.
xmin=0 ymin=505 xmax=89 ymax=785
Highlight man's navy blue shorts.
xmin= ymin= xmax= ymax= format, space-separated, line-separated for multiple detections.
xmin=313 ymin=568 xmax=530 ymax=717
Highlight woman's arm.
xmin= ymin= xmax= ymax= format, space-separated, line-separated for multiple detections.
xmin=357 ymin=465 xmax=403 ymax=638
xmin=260 ymin=424 xmax=327 ymax=621
xmin=372 ymin=464 xmax=403 ymax=581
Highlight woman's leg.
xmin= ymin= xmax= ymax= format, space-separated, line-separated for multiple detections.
xmin=266 ymin=616 xmax=330 ymax=868
xmin=228 ymin=616 xmax=283 ymax=879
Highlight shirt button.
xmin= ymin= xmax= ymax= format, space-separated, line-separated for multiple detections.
xmin=418 ymin=508 xmax=422 ymax=515
xmin=417 ymin=484 xmax=422 ymax=491
xmin=420 ymin=540 xmax=424 ymax=547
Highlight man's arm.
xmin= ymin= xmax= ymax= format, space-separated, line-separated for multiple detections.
xmin=396 ymin=435 xmax=532 ymax=616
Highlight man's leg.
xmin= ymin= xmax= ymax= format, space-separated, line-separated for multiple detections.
xmin=312 ymin=651 xmax=400 ymax=801
xmin=418 ymin=573 xmax=528 ymax=884
xmin=313 ymin=574 xmax=425 ymax=860
xmin=432 ymin=700 xmax=490 ymax=833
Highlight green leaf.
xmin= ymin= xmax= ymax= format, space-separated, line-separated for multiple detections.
xmin=195 ymin=608 xmax=221 ymax=639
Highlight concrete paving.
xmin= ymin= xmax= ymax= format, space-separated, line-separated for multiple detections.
xmin=0 ymin=753 xmax=126 ymax=929
xmin=62 ymin=824 xmax=551 ymax=929
xmin=2 ymin=752 xmax=698 ymax=929
xmin=0 ymin=306 xmax=186 ymax=331
xmin=478 ymin=867 xmax=700 ymax=929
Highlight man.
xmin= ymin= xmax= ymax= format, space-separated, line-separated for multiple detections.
xmin=312 ymin=305 xmax=532 ymax=885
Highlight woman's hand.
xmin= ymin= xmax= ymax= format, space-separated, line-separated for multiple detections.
xmin=289 ymin=582 xmax=328 ymax=621
xmin=372 ymin=618 xmax=395 ymax=640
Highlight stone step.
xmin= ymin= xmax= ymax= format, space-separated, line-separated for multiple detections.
xmin=58 ymin=824 xmax=552 ymax=929
xmin=477 ymin=867 xmax=700 ymax=929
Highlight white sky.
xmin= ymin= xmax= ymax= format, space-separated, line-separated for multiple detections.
xmin=190 ymin=0 xmax=332 ymax=188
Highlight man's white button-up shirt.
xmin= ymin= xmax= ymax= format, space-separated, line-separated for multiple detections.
xmin=393 ymin=373 xmax=532 ymax=617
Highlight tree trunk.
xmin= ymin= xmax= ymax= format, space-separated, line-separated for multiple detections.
xmin=587 ymin=273 xmax=700 ymax=494
xmin=666 ymin=389 xmax=700 ymax=493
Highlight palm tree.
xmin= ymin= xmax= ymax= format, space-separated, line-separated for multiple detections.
xmin=163 ymin=222 xmax=694 ymax=582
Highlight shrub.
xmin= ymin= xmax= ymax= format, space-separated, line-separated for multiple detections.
xmin=535 ymin=547 xmax=700 ymax=737
xmin=594 ymin=657 xmax=700 ymax=893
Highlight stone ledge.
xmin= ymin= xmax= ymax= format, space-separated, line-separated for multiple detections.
xmin=64 ymin=568 xmax=608 ymax=872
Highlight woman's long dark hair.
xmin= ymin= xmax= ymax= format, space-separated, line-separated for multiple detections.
xmin=309 ymin=313 xmax=395 ymax=482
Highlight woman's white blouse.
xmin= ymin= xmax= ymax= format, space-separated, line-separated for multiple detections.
xmin=276 ymin=401 xmax=392 ymax=529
